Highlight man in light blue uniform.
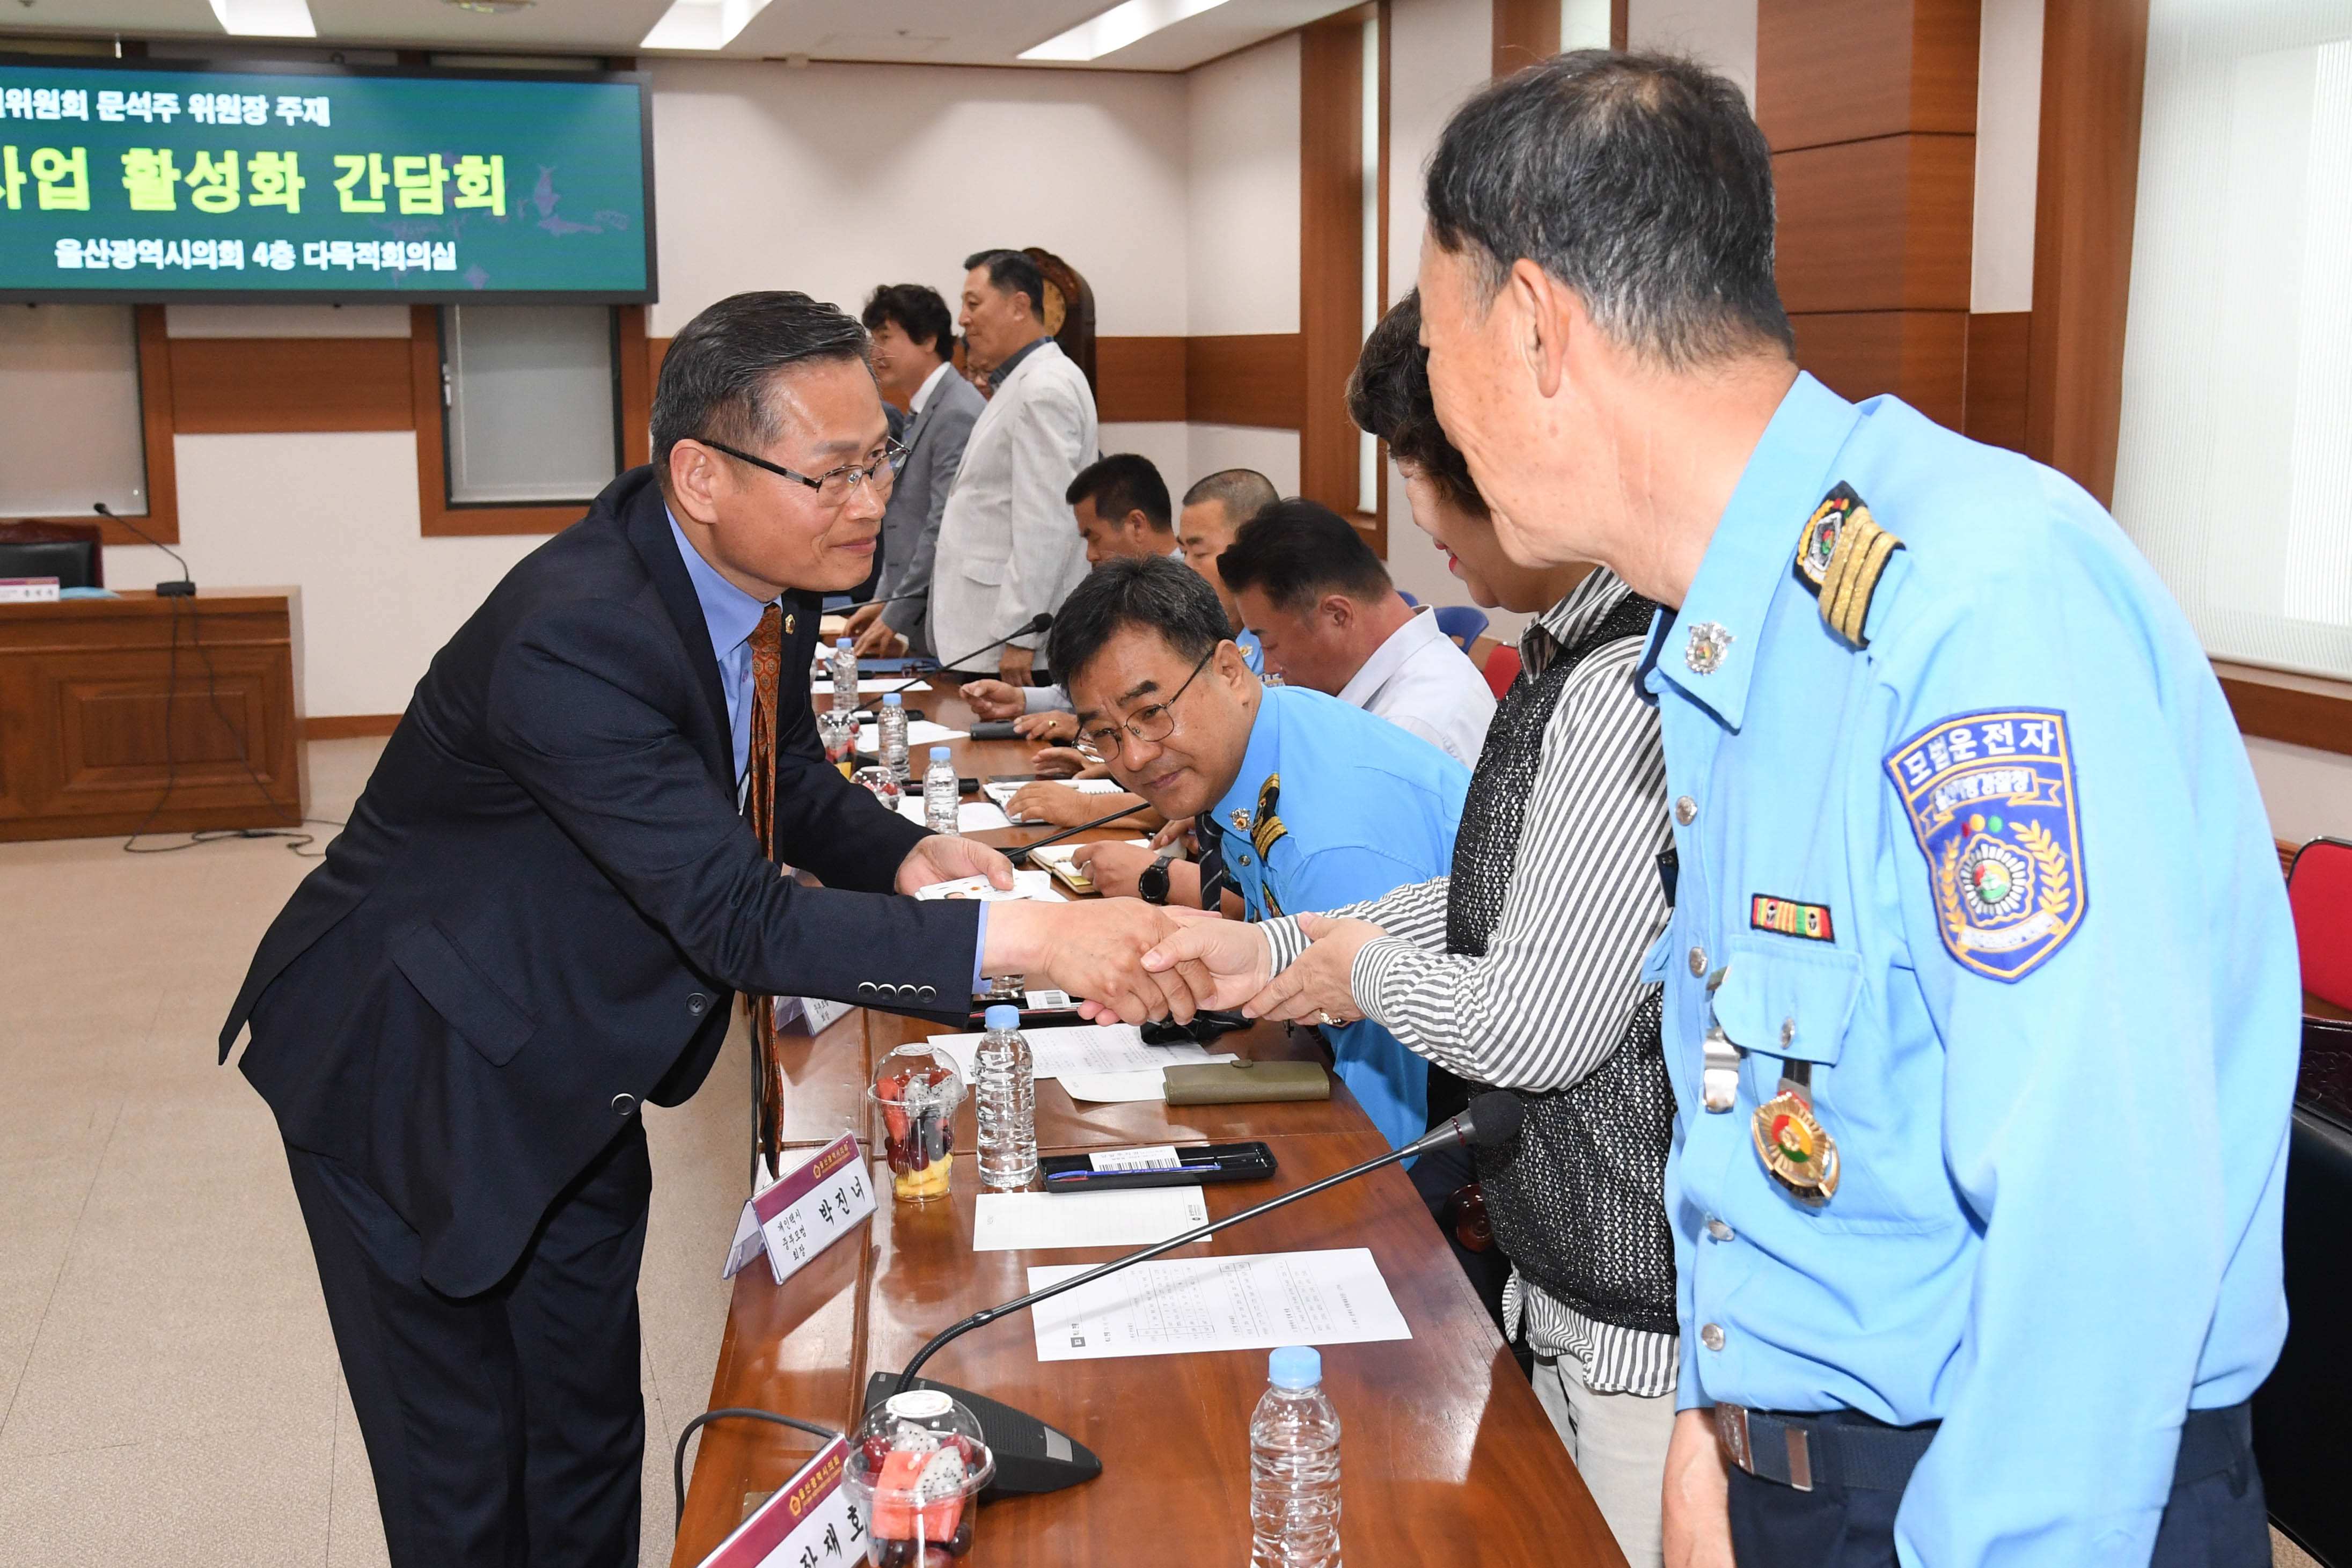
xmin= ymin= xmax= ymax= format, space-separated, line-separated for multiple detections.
xmin=1050 ymin=555 xmax=1469 ymax=1151
xmin=1414 ymin=52 xmax=2297 ymax=1567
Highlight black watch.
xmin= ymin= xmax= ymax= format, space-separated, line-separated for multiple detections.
xmin=1138 ymin=848 xmax=1179 ymax=906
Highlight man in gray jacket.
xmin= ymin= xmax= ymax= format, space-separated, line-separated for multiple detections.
xmin=848 ymin=283 xmax=984 ymax=658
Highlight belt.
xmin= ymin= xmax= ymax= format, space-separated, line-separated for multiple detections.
xmin=1713 ymin=1400 xmax=2252 ymax=1496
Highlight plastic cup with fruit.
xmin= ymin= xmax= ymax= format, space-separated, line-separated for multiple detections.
xmin=845 ymin=1388 xmax=996 ymax=1566
xmin=868 ymin=1044 xmax=964 ymax=1203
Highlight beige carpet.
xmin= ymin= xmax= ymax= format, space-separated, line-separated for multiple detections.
xmin=0 ymin=738 xmax=747 ymax=1567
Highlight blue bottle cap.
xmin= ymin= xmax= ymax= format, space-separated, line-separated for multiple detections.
xmin=837 ymin=638 xmax=853 ymax=649
xmin=984 ymin=1004 xmax=1021 ymax=1031
xmin=883 ymin=692 xmax=903 ymax=706
xmin=930 ymin=746 xmax=951 ymax=760
xmin=1268 ymin=1346 xmax=1321 ymax=1389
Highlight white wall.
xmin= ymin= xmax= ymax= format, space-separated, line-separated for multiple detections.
xmin=1973 ymin=0 xmax=2043 ymax=314
xmin=1626 ymin=0 xmax=1756 ymax=106
xmin=648 ymin=58 xmax=1190 ymax=335
xmin=1186 ymin=34 xmax=1301 ymax=336
xmin=2248 ymin=737 xmax=2352 ymax=846
xmin=1387 ymin=0 xmax=1493 ymax=307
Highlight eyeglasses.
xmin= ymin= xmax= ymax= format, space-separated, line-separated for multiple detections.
xmin=1075 ymin=646 xmax=1218 ymax=761
xmin=696 ymin=435 xmax=906 ymax=508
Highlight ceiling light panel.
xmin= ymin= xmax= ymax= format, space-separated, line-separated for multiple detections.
xmin=210 ymin=0 xmax=317 ymax=36
xmin=1019 ymin=0 xmax=1235 ymax=62
xmin=640 ymin=0 xmax=775 ymax=50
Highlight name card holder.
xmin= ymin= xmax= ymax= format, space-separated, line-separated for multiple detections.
xmin=724 ymin=1132 xmax=874 ymax=1287
xmin=774 ymin=995 xmax=852 ymax=1035
xmin=693 ymin=1436 xmax=866 ymax=1568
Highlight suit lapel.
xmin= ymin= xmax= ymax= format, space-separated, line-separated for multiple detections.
xmin=624 ymin=481 xmax=735 ymax=786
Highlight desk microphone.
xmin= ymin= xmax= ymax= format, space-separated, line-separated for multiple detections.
xmin=1002 ymin=801 xmax=1156 ymax=861
xmin=864 ymin=1091 xmax=1528 ymax=1496
xmin=94 ymin=502 xmax=195 ymax=596
xmin=851 ymin=613 xmax=1052 ymax=718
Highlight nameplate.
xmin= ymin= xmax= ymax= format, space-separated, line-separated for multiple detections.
xmin=0 ymin=577 xmax=61 ymax=604
xmin=724 ymin=1133 xmax=874 ymax=1287
xmin=775 ymin=994 xmax=851 ymax=1035
xmin=693 ymin=1436 xmax=864 ymax=1568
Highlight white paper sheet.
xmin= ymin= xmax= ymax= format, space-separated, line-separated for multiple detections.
xmin=1057 ymin=1070 xmax=1169 ymax=1103
xmin=923 ymin=1023 xmax=1231 ymax=1083
xmin=811 ymin=678 xmax=934 ymax=695
xmin=1027 ymin=1248 xmax=1411 ymax=1362
xmin=896 ymin=798 xmax=1013 ymax=833
xmin=1090 ymin=1145 xmax=1181 ymax=1171
xmin=971 ymin=1187 xmax=1206 ymax=1252
xmin=910 ymin=869 xmax=1063 ymax=903
xmin=863 ymin=719 xmax=968 ymax=751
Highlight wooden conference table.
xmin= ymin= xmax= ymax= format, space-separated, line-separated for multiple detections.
xmin=670 ymin=676 xmax=1625 ymax=1567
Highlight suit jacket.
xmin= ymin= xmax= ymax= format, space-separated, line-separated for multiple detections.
xmin=220 ymin=466 xmax=978 ymax=1297
xmin=928 ymin=338 xmax=1097 ymax=672
xmin=877 ymin=369 xmax=984 ymax=658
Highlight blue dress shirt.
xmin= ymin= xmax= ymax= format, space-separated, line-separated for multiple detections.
xmin=1209 ymin=684 xmax=1470 ymax=1151
xmin=1642 ymin=373 xmax=2297 ymax=1564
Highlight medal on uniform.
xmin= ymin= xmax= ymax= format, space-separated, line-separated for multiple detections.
xmin=1752 ymin=1059 xmax=1838 ymax=1202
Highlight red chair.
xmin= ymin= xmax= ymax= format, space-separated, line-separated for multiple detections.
xmin=2289 ymin=838 xmax=2352 ymax=1011
xmin=1481 ymin=643 xmax=1521 ymax=700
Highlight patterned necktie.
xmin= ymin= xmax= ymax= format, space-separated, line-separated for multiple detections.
xmin=743 ymin=603 xmax=786 ymax=1171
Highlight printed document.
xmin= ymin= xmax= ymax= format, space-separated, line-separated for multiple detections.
xmin=1027 ymin=1248 xmax=1410 ymax=1362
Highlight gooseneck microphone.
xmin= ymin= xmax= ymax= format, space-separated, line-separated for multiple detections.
xmin=1002 ymin=800 xmax=1157 ymax=862
xmin=851 ymin=612 xmax=1053 ymax=718
xmin=94 ymin=501 xmax=195 ymax=596
xmin=866 ymin=1092 xmax=1528 ymax=1495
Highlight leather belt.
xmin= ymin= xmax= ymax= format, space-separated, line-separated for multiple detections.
xmin=1714 ymin=1399 xmax=2253 ymax=1496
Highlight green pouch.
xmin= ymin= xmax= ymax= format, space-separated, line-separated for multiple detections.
xmin=1161 ymin=1059 xmax=1331 ymax=1104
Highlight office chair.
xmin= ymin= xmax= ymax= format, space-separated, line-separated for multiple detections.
xmin=1433 ymin=605 xmax=1489 ymax=650
xmin=0 ymin=521 xmax=104 ymax=590
xmin=1481 ymin=643 xmax=1521 ymax=700
xmin=2288 ymin=839 xmax=2352 ymax=1011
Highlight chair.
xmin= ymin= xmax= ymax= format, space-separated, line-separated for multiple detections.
xmin=1397 ymin=589 xmax=1419 ymax=607
xmin=1481 ymin=643 xmax=1521 ymax=700
xmin=0 ymin=520 xmax=104 ymax=590
xmin=2288 ymin=839 xmax=2352 ymax=1011
xmin=1433 ymin=605 xmax=1489 ymax=650
xmin=2253 ymin=1016 xmax=2352 ymax=1567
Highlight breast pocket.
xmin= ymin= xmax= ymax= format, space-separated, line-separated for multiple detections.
xmin=390 ymin=921 xmax=537 ymax=1067
xmin=1712 ymin=935 xmax=1862 ymax=1064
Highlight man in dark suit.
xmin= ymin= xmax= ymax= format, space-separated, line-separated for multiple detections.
xmin=847 ymin=282 xmax=984 ymax=659
xmin=219 ymin=292 xmax=1190 ymax=1568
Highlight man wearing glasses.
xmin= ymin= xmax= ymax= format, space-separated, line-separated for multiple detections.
xmin=1054 ymin=555 xmax=1471 ymax=1153
xmin=220 ymin=291 xmax=1192 ymax=1568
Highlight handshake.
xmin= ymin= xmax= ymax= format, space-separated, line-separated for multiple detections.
xmin=905 ymin=836 xmax=1366 ymax=1028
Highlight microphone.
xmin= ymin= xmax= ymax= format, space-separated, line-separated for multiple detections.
xmin=1002 ymin=800 xmax=1155 ymax=861
xmin=864 ymin=1091 xmax=1527 ymax=1495
xmin=94 ymin=502 xmax=195 ymax=596
xmin=833 ymin=590 xmax=927 ymax=612
xmin=852 ymin=612 xmax=1052 ymax=718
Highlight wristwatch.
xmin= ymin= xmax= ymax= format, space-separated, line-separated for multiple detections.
xmin=1138 ymin=848 xmax=1179 ymax=906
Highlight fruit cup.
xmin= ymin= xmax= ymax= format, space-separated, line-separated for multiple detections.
xmin=844 ymin=1389 xmax=996 ymax=1567
xmin=868 ymin=1044 xmax=964 ymax=1203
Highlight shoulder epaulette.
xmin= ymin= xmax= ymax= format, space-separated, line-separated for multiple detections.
xmin=1250 ymin=773 xmax=1289 ymax=861
xmin=1793 ymin=481 xmax=1903 ymax=648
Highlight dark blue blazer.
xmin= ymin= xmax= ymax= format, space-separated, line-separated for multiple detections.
xmin=221 ymin=466 xmax=977 ymax=1295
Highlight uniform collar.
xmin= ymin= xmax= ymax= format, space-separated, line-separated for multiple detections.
xmin=1210 ymin=683 xmax=1289 ymax=836
xmin=1337 ymin=602 xmax=1442 ymax=710
xmin=1641 ymin=371 xmax=1859 ymax=731
xmin=665 ymin=507 xmax=774 ymax=663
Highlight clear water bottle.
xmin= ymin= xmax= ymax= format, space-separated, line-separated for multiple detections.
xmin=831 ymin=637 xmax=859 ymax=714
xmin=1250 ymin=1346 xmax=1342 ymax=1568
xmin=879 ymin=691 xmax=910 ymax=782
xmin=973 ymin=1003 xmax=1037 ymax=1190
xmin=922 ymin=746 xmax=959 ymax=836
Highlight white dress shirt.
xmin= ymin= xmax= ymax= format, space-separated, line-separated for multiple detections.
xmin=928 ymin=337 xmax=1098 ymax=672
xmin=1337 ymin=604 xmax=1497 ymax=766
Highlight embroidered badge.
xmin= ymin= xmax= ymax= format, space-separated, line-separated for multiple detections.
xmin=1885 ymin=709 xmax=2086 ymax=982
xmin=1750 ymin=895 xmax=1834 ymax=942
xmin=1250 ymin=774 xmax=1289 ymax=861
xmin=1793 ymin=482 xmax=1903 ymax=648
xmin=1684 ymin=621 xmax=1733 ymax=675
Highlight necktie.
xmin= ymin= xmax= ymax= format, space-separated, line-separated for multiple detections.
xmin=743 ymin=603 xmax=786 ymax=1170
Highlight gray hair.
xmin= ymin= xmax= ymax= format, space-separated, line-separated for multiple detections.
xmin=1424 ymin=50 xmax=1792 ymax=369
xmin=1047 ymin=556 xmax=1233 ymax=690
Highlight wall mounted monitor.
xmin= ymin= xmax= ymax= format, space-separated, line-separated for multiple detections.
xmin=0 ymin=55 xmax=654 ymax=303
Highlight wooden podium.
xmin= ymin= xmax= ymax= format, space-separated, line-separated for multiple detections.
xmin=0 ymin=588 xmax=306 ymax=843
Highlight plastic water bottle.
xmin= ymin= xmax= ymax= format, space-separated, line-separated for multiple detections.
xmin=879 ymin=691 xmax=910 ymax=782
xmin=1250 ymin=1346 xmax=1342 ymax=1568
xmin=831 ymin=637 xmax=859 ymax=714
xmin=973 ymin=1003 xmax=1037 ymax=1190
xmin=922 ymin=746 xmax=959 ymax=835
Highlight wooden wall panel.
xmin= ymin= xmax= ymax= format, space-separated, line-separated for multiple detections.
xmin=1492 ymin=0 xmax=1559 ymax=76
xmin=167 ymin=337 xmax=414 ymax=434
xmin=617 ymin=304 xmax=651 ymax=470
xmin=1095 ymin=336 xmax=1188 ymax=423
xmin=1757 ymin=0 xmax=1981 ymax=151
xmin=1186 ymin=335 xmax=1306 ymax=430
xmin=1300 ymin=12 xmax=1378 ymax=545
xmin=1791 ymin=311 xmax=1968 ymax=430
xmin=1774 ymin=134 xmax=1976 ymax=313
xmin=1962 ymin=310 xmax=2031 ymax=452
xmin=2025 ymin=0 xmax=2150 ymax=507
xmin=2214 ymin=661 xmax=2352 ymax=758
xmin=127 ymin=305 xmax=179 ymax=546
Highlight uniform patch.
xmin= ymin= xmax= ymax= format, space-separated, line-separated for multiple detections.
xmin=1885 ymin=709 xmax=2086 ymax=982
xmin=1794 ymin=482 xmax=1903 ymax=648
xmin=1750 ymin=895 xmax=1834 ymax=942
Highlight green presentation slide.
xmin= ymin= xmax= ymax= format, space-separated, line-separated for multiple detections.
xmin=0 ymin=58 xmax=653 ymax=301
